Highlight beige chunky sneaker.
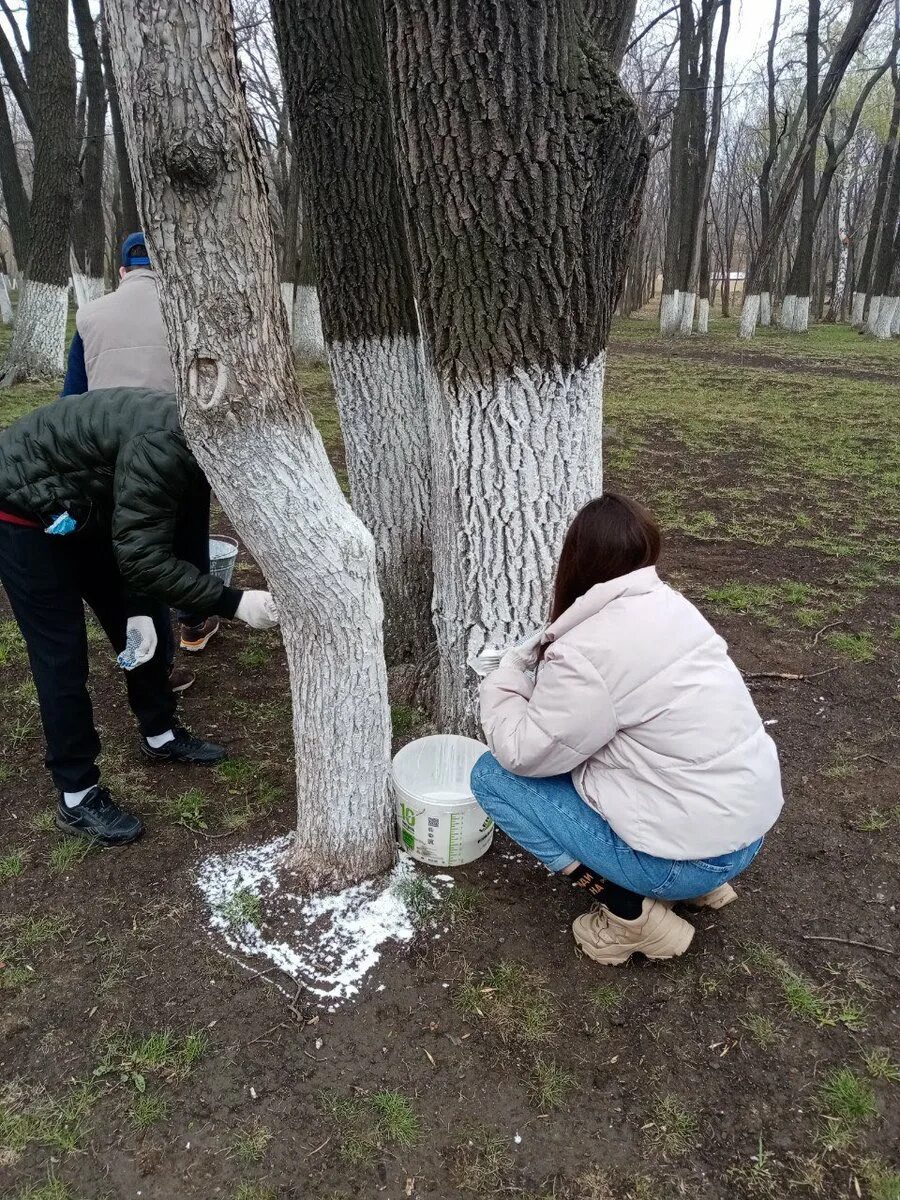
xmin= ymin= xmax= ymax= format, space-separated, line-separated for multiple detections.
xmin=685 ymin=882 xmax=737 ymax=910
xmin=572 ymin=899 xmax=695 ymax=965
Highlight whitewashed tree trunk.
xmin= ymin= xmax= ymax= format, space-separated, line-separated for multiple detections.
xmin=106 ymin=0 xmax=396 ymax=890
xmin=292 ymin=284 xmax=326 ymax=362
xmin=697 ymin=296 xmax=710 ymax=333
xmin=792 ymin=295 xmax=811 ymax=332
xmin=891 ymin=298 xmax=900 ymax=336
xmin=659 ymin=289 xmax=681 ymax=334
xmin=384 ymin=0 xmax=647 ymax=732
xmin=780 ymin=293 xmax=797 ymax=330
xmin=280 ymin=280 xmax=295 ymax=334
xmin=871 ymin=295 xmax=897 ymax=339
xmin=0 ymin=280 xmax=68 ymax=382
xmin=759 ymin=290 xmax=772 ymax=326
xmin=850 ymin=291 xmax=866 ymax=326
xmin=865 ymin=295 xmax=883 ymax=335
xmin=70 ymin=246 xmax=106 ymax=308
xmin=0 ymin=274 xmax=13 ymax=325
xmin=678 ymin=290 xmax=696 ymax=335
xmin=739 ymin=292 xmax=760 ymax=338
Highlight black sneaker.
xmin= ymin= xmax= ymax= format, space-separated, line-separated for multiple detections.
xmin=55 ymin=786 xmax=144 ymax=846
xmin=139 ymin=724 xmax=227 ymax=766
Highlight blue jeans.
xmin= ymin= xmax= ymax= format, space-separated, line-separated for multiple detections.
xmin=470 ymin=753 xmax=763 ymax=902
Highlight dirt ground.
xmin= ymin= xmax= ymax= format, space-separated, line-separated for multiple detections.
xmin=1 ymin=315 xmax=898 ymax=1200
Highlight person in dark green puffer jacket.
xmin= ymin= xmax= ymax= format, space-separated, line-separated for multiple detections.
xmin=0 ymin=388 xmax=279 ymax=846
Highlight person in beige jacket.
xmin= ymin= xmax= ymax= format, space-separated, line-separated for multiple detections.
xmin=473 ymin=493 xmax=784 ymax=965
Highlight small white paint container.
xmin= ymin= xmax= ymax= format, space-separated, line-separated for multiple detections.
xmin=392 ymin=735 xmax=494 ymax=867
xmin=209 ymin=535 xmax=239 ymax=586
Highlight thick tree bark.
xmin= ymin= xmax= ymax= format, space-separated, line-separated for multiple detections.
xmin=0 ymin=25 xmax=32 ymax=133
xmin=867 ymin=141 xmax=900 ymax=339
xmin=291 ymin=216 xmax=326 ymax=361
xmin=100 ymin=0 xmax=139 ymax=240
xmin=71 ymin=0 xmax=108 ymax=302
xmin=272 ymin=0 xmax=435 ymax=676
xmin=383 ymin=0 xmax=647 ymax=732
xmin=741 ymin=0 xmax=882 ymax=337
xmin=106 ymin=0 xmax=396 ymax=889
xmin=0 ymin=0 xmax=75 ymax=386
xmin=854 ymin=63 xmax=900 ymax=325
xmin=781 ymin=0 xmax=820 ymax=333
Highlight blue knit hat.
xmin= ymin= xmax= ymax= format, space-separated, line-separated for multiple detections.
xmin=121 ymin=232 xmax=151 ymax=268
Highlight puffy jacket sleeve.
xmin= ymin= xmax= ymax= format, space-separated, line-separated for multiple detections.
xmin=479 ymin=643 xmax=619 ymax=777
xmin=112 ymin=432 xmax=241 ymax=618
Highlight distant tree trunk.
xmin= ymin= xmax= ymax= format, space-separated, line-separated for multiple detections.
xmin=697 ymin=222 xmax=711 ymax=332
xmin=853 ymin=62 xmax=900 ymax=326
xmin=740 ymin=0 xmax=883 ymax=337
xmin=100 ymin=0 xmax=139 ymax=242
xmin=106 ymin=0 xmax=395 ymax=889
xmin=272 ymin=0 xmax=435 ymax=677
xmin=383 ymin=0 xmax=647 ymax=732
xmin=826 ymin=175 xmax=850 ymax=322
xmin=867 ymin=142 xmax=900 ymax=339
xmin=279 ymin=152 xmax=301 ymax=332
xmin=1 ymin=0 xmax=75 ymax=387
xmin=71 ymin=0 xmax=107 ymax=305
xmin=781 ymin=0 xmax=819 ymax=333
xmin=291 ymin=214 xmax=326 ymax=362
xmin=0 ymin=82 xmax=30 ymax=271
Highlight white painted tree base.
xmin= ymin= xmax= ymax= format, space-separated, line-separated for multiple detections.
xmin=0 ymin=280 xmax=68 ymax=385
xmin=780 ymin=294 xmax=797 ymax=330
xmin=327 ymin=333 xmax=433 ymax=662
xmin=659 ymin=290 xmax=681 ymax=335
xmin=280 ymin=281 xmax=294 ymax=335
xmin=850 ymin=291 xmax=865 ymax=327
xmin=197 ymin=834 xmax=454 ymax=1010
xmin=781 ymin=295 xmax=810 ymax=333
xmin=759 ymin=291 xmax=772 ymax=326
xmin=739 ymin=293 xmax=760 ymax=339
xmin=678 ymin=291 xmax=696 ymax=335
xmin=697 ymin=297 xmax=709 ymax=334
xmin=431 ymin=355 xmax=604 ymax=732
xmin=71 ymin=272 xmax=105 ymax=308
xmin=892 ymin=299 xmax=900 ymax=337
xmin=870 ymin=295 xmax=897 ymax=340
xmin=292 ymin=284 xmax=326 ymax=362
xmin=865 ymin=295 xmax=883 ymax=336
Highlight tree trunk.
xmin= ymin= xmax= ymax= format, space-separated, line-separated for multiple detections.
xmin=0 ymin=83 xmax=29 ymax=269
xmin=100 ymin=0 xmax=140 ymax=240
xmin=781 ymin=0 xmax=819 ymax=333
xmin=272 ymin=0 xmax=435 ymax=676
xmin=71 ymin=0 xmax=107 ymax=301
xmin=0 ymin=272 xmax=12 ymax=325
xmin=383 ymin=0 xmax=647 ymax=732
xmin=105 ymin=0 xmax=396 ymax=889
xmin=291 ymin=220 xmax=326 ymax=362
xmin=867 ymin=141 xmax=900 ymax=339
xmin=1 ymin=0 xmax=75 ymax=387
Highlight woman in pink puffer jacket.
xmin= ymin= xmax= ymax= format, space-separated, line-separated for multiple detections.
xmin=472 ymin=493 xmax=784 ymax=965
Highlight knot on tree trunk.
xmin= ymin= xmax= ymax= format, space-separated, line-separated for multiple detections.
xmin=164 ymin=137 xmax=225 ymax=191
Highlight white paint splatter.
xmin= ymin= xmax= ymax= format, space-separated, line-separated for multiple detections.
xmin=196 ymin=835 xmax=453 ymax=1009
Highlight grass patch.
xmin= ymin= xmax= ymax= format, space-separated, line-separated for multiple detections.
xmin=702 ymin=579 xmax=816 ymax=625
xmin=0 ymin=850 xmax=25 ymax=883
xmin=318 ymin=1088 xmax=419 ymax=1165
xmin=727 ymin=1135 xmax=779 ymax=1197
xmin=391 ymin=704 xmax=425 ymax=738
xmin=529 ymin=1058 xmax=576 ymax=1112
xmin=863 ymin=1048 xmax=900 ymax=1083
xmin=48 ymin=838 xmax=95 ymax=875
xmin=825 ymin=630 xmax=875 ymax=662
xmin=588 ymin=983 xmax=624 ymax=1013
xmin=739 ymin=1013 xmax=782 ymax=1048
xmin=219 ymin=886 xmax=262 ymax=929
xmin=861 ymin=1158 xmax=900 ymax=1200
xmin=455 ymin=960 xmax=556 ymax=1043
xmin=237 ymin=641 xmax=272 ymax=670
xmin=128 ymin=1091 xmax=170 ymax=1130
xmin=742 ymin=942 xmax=866 ymax=1030
xmin=15 ymin=1175 xmax=88 ymax=1200
xmin=642 ymin=1094 xmax=699 ymax=1157
xmin=233 ymin=1186 xmax=276 ymax=1200
xmin=815 ymin=1066 xmax=876 ymax=1150
xmin=1 ymin=915 xmax=74 ymax=992
xmin=94 ymin=1028 xmax=209 ymax=1094
xmin=453 ymin=1126 xmax=513 ymax=1194
xmin=856 ymin=808 xmax=892 ymax=833
xmin=228 ymin=1119 xmax=273 ymax=1164
xmin=0 ymin=1080 xmax=95 ymax=1163
xmin=161 ymin=787 xmax=209 ymax=831
xmin=0 ymin=617 xmax=25 ymax=666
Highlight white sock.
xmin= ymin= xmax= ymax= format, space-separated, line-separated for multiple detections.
xmin=146 ymin=729 xmax=176 ymax=749
xmin=63 ymin=785 xmax=94 ymax=809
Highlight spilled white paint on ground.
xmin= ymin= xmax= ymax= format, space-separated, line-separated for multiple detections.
xmin=196 ymin=835 xmax=453 ymax=1009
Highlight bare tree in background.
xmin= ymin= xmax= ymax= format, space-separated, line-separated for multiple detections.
xmin=71 ymin=0 xmax=108 ymax=305
xmin=383 ymin=0 xmax=648 ymax=732
xmin=106 ymin=0 xmax=396 ymax=889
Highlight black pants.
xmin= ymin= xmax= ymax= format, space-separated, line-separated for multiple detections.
xmin=0 ymin=520 xmax=176 ymax=792
xmin=162 ymin=491 xmax=213 ymax=666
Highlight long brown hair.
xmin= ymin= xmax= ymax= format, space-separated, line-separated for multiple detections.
xmin=549 ymin=494 xmax=661 ymax=623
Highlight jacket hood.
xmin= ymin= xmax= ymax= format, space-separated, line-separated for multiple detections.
xmin=546 ymin=566 xmax=663 ymax=642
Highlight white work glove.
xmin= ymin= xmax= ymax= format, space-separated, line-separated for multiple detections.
xmin=235 ymin=590 xmax=279 ymax=631
xmin=499 ymin=629 xmax=545 ymax=673
xmin=117 ymin=615 xmax=158 ymax=670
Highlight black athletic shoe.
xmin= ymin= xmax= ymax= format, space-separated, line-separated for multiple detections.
xmin=139 ymin=724 xmax=227 ymax=766
xmin=55 ymin=786 xmax=144 ymax=846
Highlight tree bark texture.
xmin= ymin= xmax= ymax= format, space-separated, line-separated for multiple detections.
xmin=383 ymin=0 xmax=648 ymax=732
xmin=272 ymin=0 xmax=435 ymax=674
xmin=71 ymin=0 xmax=107 ymax=290
xmin=291 ymin=223 xmax=326 ymax=361
xmin=1 ymin=0 xmax=75 ymax=385
xmin=781 ymin=0 xmax=820 ymax=332
xmin=0 ymin=81 xmax=29 ymax=268
xmin=854 ymin=50 xmax=900 ymax=317
xmin=106 ymin=0 xmax=396 ymax=890
xmin=100 ymin=0 xmax=140 ymax=240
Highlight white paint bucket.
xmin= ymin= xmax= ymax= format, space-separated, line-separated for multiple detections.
xmin=209 ymin=536 xmax=239 ymax=586
xmin=392 ymin=735 xmax=494 ymax=867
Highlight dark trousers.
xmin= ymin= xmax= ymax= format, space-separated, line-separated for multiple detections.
xmin=0 ymin=521 xmax=176 ymax=792
xmin=163 ymin=491 xmax=212 ymax=666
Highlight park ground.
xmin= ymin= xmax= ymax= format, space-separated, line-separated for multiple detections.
xmin=0 ymin=315 xmax=898 ymax=1200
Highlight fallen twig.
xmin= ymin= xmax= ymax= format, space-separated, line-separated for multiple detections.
xmin=812 ymin=619 xmax=846 ymax=646
xmin=744 ymin=665 xmax=841 ymax=681
xmin=801 ymin=934 xmax=894 ymax=955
